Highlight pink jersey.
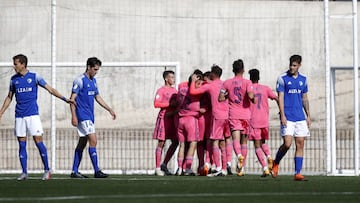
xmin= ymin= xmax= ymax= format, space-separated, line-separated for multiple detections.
xmin=153 ymin=86 xmax=177 ymax=119
xmin=250 ymin=83 xmax=277 ymax=128
xmin=222 ymin=75 xmax=253 ymax=119
xmin=190 ymin=79 xmax=228 ymax=119
xmin=178 ymin=83 xmax=200 ymax=117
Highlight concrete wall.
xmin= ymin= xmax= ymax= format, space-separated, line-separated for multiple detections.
xmin=0 ymin=0 xmax=359 ymax=129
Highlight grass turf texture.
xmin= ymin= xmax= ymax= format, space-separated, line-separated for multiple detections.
xmin=0 ymin=174 xmax=359 ymax=203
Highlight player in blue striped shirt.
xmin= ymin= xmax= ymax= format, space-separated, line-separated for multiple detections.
xmin=271 ymin=55 xmax=311 ymax=181
xmin=0 ymin=54 xmax=73 ymax=181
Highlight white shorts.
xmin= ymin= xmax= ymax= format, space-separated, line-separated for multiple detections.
xmin=15 ymin=115 xmax=44 ymax=137
xmin=77 ymin=120 xmax=96 ymax=137
xmin=280 ymin=120 xmax=310 ymax=137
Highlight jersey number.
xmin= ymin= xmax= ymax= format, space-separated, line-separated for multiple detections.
xmin=233 ymin=87 xmax=242 ymax=104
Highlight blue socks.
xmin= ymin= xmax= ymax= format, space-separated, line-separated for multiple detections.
xmin=89 ymin=147 xmax=99 ymax=172
xmin=294 ymin=157 xmax=303 ymax=174
xmin=35 ymin=142 xmax=50 ymax=171
xmin=72 ymin=147 xmax=100 ymax=173
xmin=72 ymin=148 xmax=83 ymax=172
xmin=18 ymin=141 xmax=27 ymax=174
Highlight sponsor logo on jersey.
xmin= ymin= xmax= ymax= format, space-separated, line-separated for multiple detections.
xmin=17 ymin=87 xmax=32 ymax=93
xmin=288 ymin=89 xmax=301 ymax=94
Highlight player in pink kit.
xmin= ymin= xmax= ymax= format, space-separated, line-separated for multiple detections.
xmin=190 ymin=65 xmax=230 ymax=176
xmin=176 ymin=70 xmax=203 ymax=175
xmin=248 ymin=69 xmax=278 ymax=177
xmin=219 ymin=59 xmax=255 ymax=176
xmin=153 ymin=70 xmax=179 ymax=176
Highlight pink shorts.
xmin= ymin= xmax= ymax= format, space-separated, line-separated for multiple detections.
xmin=229 ymin=119 xmax=250 ymax=135
xmin=177 ymin=116 xmax=199 ymax=142
xmin=210 ymin=118 xmax=230 ymax=140
xmin=249 ymin=127 xmax=269 ymax=141
xmin=153 ymin=116 xmax=177 ymax=141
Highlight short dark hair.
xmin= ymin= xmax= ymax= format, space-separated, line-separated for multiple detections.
xmin=188 ymin=69 xmax=203 ymax=86
xmin=193 ymin=69 xmax=203 ymax=79
xmin=211 ymin=64 xmax=222 ymax=78
xmin=289 ymin=55 xmax=302 ymax=65
xmin=248 ymin=68 xmax=260 ymax=82
xmin=86 ymin=57 xmax=102 ymax=68
xmin=203 ymin=71 xmax=211 ymax=79
xmin=163 ymin=70 xmax=175 ymax=80
xmin=13 ymin=54 xmax=28 ymax=67
xmin=232 ymin=59 xmax=244 ymax=74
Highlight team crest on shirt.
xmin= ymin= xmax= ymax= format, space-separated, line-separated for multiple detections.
xmin=299 ymin=81 xmax=303 ymax=86
xmin=27 ymin=78 xmax=32 ymax=84
xmin=87 ymin=84 xmax=90 ymax=88
xmin=287 ymin=81 xmax=292 ymax=85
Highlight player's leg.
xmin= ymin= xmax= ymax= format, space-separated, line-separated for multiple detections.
xmin=183 ymin=116 xmax=198 ymax=175
xmin=161 ymin=117 xmax=178 ymax=175
xmin=272 ymin=121 xmax=295 ymax=178
xmin=71 ymin=120 xmax=92 ymax=178
xmin=238 ymin=120 xmax=250 ymax=176
xmin=211 ymin=139 xmax=222 ymax=176
xmin=219 ymin=140 xmax=227 ymax=175
xmin=272 ymin=135 xmax=293 ymax=178
xmin=223 ymin=122 xmax=233 ymax=175
xmin=260 ymin=128 xmax=273 ymax=170
xmin=294 ymin=136 xmax=305 ymax=180
xmin=153 ymin=117 xmax=165 ymax=176
xmin=250 ymin=127 xmax=268 ymax=176
xmin=161 ymin=139 xmax=178 ymax=175
xmin=33 ymin=135 xmax=51 ymax=180
xmin=71 ymin=137 xmax=88 ymax=177
xmin=293 ymin=120 xmax=309 ymax=181
xmin=27 ymin=115 xmax=49 ymax=173
xmin=196 ymin=115 xmax=205 ymax=174
xmin=87 ymin=132 xmax=108 ymax=178
xmin=15 ymin=117 xmax=28 ymax=180
xmin=239 ymin=132 xmax=248 ymax=176
xmin=254 ymin=140 xmax=269 ymax=177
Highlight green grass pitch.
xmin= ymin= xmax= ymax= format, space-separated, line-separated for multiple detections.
xmin=0 ymin=174 xmax=360 ymax=203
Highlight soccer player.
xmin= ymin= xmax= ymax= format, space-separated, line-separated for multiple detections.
xmin=219 ymin=59 xmax=255 ymax=176
xmin=176 ymin=70 xmax=202 ymax=176
xmin=0 ymin=54 xmax=73 ymax=181
xmin=190 ymin=65 xmax=230 ymax=176
xmin=153 ymin=70 xmax=179 ymax=176
xmin=69 ymin=57 xmax=116 ymax=179
xmin=272 ymin=54 xmax=311 ymax=181
xmin=248 ymin=69 xmax=278 ymax=177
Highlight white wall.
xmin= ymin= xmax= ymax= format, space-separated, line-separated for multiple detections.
xmin=0 ymin=0 xmax=358 ymax=129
